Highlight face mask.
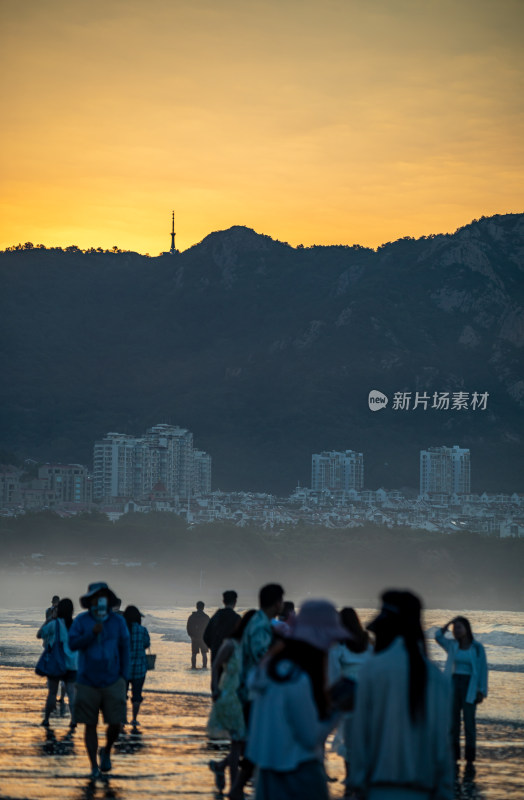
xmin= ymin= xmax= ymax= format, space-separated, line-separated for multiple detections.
xmin=92 ymin=596 xmax=109 ymax=622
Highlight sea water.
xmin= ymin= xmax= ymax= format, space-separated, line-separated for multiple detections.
xmin=1 ymin=606 xmax=523 ymax=723
xmin=0 ymin=606 xmax=523 ymax=799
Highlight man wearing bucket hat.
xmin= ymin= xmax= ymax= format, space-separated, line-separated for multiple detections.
xmin=350 ymin=590 xmax=453 ymax=800
xmin=245 ymin=599 xmax=350 ymax=800
xmin=69 ymin=582 xmax=130 ymax=781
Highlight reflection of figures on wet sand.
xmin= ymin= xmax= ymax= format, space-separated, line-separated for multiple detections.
xmin=455 ymin=763 xmax=485 ymax=799
xmin=26 ymin=581 xmax=524 ymax=799
xmin=41 ymin=726 xmax=76 ymax=757
xmin=114 ymin=726 xmax=145 ymax=757
xmin=78 ymin=778 xmax=121 ymax=800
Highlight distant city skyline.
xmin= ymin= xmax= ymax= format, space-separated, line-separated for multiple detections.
xmin=4 ymin=435 xmax=516 ymax=502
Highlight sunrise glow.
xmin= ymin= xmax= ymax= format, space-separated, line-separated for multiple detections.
xmin=1 ymin=0 xmax=523 ymax=253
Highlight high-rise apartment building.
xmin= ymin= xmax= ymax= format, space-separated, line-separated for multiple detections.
xmin=0 ymin=466 xmax=20 ymax=506
xmin=311 ymin=450 xmax=364 ymax=492
xmin=147 ymin=424 xmax=194 ymax=498
xmin=93 ymin=425 xmax=211 ymax=501
xmin=420 ymin=445 xmax=471 ymax=496
xmin=193 ymin=449 xmax=212 ymax=495
xmin=38 ymin=463 xmax=92 ymax=504
xmin=93 ymin=433 xmax=146 ymax=500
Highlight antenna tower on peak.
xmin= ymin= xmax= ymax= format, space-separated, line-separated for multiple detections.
xmin=170 ymin=211 xmax=176 ymax=254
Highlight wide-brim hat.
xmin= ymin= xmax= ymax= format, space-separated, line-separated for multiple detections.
xmin=80 ymin=581 xmax=120 ymax=609
xmin=290 ymin=599 xmax=351 ymax=652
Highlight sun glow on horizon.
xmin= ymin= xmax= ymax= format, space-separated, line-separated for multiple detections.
xmin=1 ymin=0 xmax=523 ymax=254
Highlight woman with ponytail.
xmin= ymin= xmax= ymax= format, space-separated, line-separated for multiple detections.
xmin=350 ymin=590 xmax=453 ymax=800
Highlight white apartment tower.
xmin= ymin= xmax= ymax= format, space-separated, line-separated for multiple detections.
xmin=93 ymin=424 xmax=211 ymax=501
xmin=147 ymin=424 xmax=194 ymax=498
xmin=420 ymin=445 xmax=471 ymax=496
xmin=193 ymin=449 xmax=212 ymax=495
xmin=93 ymin=433 xmax=146 ymax=500
xmin=311 ymin=450 xmax=364 ymax=492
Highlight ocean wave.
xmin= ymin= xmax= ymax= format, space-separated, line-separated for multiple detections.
xmin=479 ymin=632 xmax=524 ymax=649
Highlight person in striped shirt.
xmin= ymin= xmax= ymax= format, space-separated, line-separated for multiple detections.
xmin=123 ymin=605 xmax=151 ymax=728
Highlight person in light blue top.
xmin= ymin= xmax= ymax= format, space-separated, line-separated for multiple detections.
xmin=435 ymin=616 xmax=488 ymax=767
xmin=246 ymin=599 xmax=350 ymax=800
xmin=37 ymin=597 xmax=78 ymax=729
xmin=69 ymin=582 xmax=130 ymax=781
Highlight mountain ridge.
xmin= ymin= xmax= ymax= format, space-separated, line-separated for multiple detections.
xmin=1 ymin=213 xmax=523 ymax=494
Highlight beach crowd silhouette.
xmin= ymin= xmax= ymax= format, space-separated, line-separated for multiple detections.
xmin=35 ymin=580 xmax=488 ymax=799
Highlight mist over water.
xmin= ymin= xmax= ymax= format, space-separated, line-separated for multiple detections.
xmin=2 ymin=603 xmax=524 ymax=725
xmin=1 ymin=510 xmax=523 ymax=612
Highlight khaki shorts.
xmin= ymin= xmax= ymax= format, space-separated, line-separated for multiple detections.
xmin=74 ymin=677 xmax=127 ymax=725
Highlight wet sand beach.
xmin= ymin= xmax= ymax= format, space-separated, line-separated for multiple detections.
xmin=1 ymin=665 xmax=523 ymax=800
xmin=1 ymin=606 xmax=524 ymax=799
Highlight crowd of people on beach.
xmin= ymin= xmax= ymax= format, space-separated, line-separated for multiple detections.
xmin=35 ymin=581 xmax=488 ymax=800
xmin=36 ymin=582 xmax=151 ymax=779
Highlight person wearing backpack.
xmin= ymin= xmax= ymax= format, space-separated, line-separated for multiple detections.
xmin=36 ymin=598 xmax=78 ymax=729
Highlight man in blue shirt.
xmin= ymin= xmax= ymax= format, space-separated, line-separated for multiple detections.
xmin=69 ymin=582 xmax=130 ymax=780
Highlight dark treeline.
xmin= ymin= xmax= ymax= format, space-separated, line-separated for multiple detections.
xmin=2 ymin=242 xmax=142 ymax=255
xmin=1 ymin=512 xmax=522 ymax=610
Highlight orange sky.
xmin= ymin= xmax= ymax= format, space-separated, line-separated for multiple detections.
xmin=1 ymin=0 xmax=523 ymax=253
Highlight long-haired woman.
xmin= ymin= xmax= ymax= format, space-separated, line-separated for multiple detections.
xmin=435 ymin=615 xmax=488 ymax=767
xmin=37 ymin=597 xmax=78 ymax=729
xmin=350 ymin=590 xmax=453 ymax=800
